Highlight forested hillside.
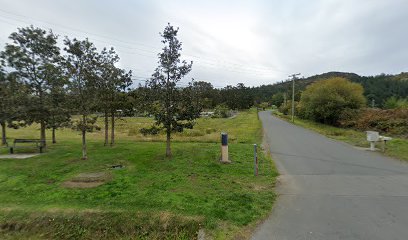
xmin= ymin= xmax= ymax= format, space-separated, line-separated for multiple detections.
xmin=252 ymin=72 xmax=408 ymax=107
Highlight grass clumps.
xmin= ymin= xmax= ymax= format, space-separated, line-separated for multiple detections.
xmin=276 ymin=112 xmax=408 ymax=161
xmin=0 ymin=210 xmax=201 ymax=240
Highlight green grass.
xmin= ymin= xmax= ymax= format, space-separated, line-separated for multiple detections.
xmin=275 ymin=112 xmax=408 ymax=161
xmin=1 ymin=111 xmax=260 ymax=145
xmin=0 ymin=109 xmax=278 ymax=239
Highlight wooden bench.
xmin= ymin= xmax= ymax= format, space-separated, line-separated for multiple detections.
xmin=9 ymin=139 xmax=45 ymax=154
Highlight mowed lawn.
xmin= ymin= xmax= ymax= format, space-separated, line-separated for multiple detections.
xmin=0 ymin=110 xmax=278 ymax=239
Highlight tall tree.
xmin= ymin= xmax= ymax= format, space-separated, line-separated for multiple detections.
xmin=45 ymin=63 xmax=71 ymax=144
xmin=96 ymin=47 xmax=132 ymax=146
xmin=191 ymin=81 xmax=216 ymax=109
xmin=0 ymin=69 xmax=27 ymax=145
xmin=144 ymin=24 xmax=200 ymax=157
xmin=63 ymin=37 xmax=100 ymax=159
xmin=0 ymin=65 xmax=6 ymax=145
xmin=2 ymin=26 xmax=60 ymax=147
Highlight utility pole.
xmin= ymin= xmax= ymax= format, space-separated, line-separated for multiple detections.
xmin=289 ymin=73 xmax=301 ymax=122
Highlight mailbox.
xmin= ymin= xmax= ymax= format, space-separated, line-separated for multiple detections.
xmin=366 ymin=131 xmax=379 ymax=142
xmin=380 ymin=136 xmax=393 ymax=141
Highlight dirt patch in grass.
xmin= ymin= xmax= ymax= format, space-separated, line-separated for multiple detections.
xmin=62 ymin=172 xmax=112 ymax=189
xmin=0 ymin=154 xmax=40 ymax=159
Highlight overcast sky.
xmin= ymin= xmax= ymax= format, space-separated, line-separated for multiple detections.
xmin=0 ymin=0 xmax=407 ymax=87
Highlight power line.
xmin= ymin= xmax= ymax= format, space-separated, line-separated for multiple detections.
xmin=0 ymin=8 xmax=288 ymax=77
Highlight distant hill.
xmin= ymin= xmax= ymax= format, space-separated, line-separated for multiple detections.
xmin=252 ymin=71 xmax=408 ymax=107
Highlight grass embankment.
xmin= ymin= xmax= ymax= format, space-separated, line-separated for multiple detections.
xmin=0 ymin=110 xmax=278 ymax=239
xmin=274 ymin=111 xmax=408 ymax=161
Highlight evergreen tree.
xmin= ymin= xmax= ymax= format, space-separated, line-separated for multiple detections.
xmin=0 ymin=69 xmax=27 ymax=145
xmin=2 ymin=26 xmax=60 ymax=146
xmin=144 ymin=24 xmax=200 ymax=157
xmin=45 ymin=63 xmax=71 ymax=144
xmin=96 ymin=47 xmax=132 ymax=146
xmin=63 ymin=37 xmax=100 ymax=160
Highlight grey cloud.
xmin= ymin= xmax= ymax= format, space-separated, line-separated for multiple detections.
xmin=0 ymin=0 xmax=407 ymax=87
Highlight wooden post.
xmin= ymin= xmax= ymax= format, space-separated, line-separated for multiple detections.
xmin=254 ymin=144 xmax=258 ymax=176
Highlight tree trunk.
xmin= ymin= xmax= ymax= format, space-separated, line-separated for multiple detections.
xmin=166 ymin=130 xmax=172 ymax=158
xmin=1 ymin=121 xmax=6 ymax=146
xmin=110 ymin=110 xmax=115 ymax=146
xmin=104 ymin=111 xmax=109 ymax=146
xmin=82 ymin=130 xmax=87 ymax=160
xmin=81 ymin=115 xmax=87 ymax=160
xmin=52 ymin=127 xmax=56 ymax=144
xmin=40 ymin=120 xmax=46 ymax=147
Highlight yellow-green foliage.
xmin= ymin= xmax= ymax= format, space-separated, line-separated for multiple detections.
xmin=3 ymin=110 xmax=260 ymax=145
xmin=298 ymin=77 xmax=366 ymax=125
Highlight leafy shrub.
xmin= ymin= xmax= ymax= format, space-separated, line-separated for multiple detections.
xmin=383 ymin=96 xmax=408 ymax=109
xmin=258 ymin=102 xmax=269 ymax=110
xmin=140 ymin=126 xmax=161 ymax=135
xmin=338 ymin=108 xmax=361 ymax=128
xmin=298 ymin=77 xmax=366 ymax=125
xmin=278 ymin=102 xmax=299 ymax=116
xmin=213 ymin=104 xmax=231 ymax=118
xmin=278 ymin=104 xmax=290 ymax=115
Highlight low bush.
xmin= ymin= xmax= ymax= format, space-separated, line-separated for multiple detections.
xmin=213 ymin=104 xmax=231 ymax=118
xmin=278 ymin=104 xmax=291 ymax=115
xmin=339 ymin=108 xmax=408 ymax=137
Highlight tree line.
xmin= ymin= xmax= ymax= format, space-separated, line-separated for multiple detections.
xmin=256 ymin=71 xmax=408 ymax=108
xmin=0 ymin=24 xmax=216 ymax=158
xmin=0 ymin=26 xmax=135 ymax=159
xmin=0 ymin=25 xmax=257 ymax=159
xmin=2 ymin=25 xmax=406 ymax=158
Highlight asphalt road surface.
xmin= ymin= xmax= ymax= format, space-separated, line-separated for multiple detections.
xmin=252 ymin=112 xmax=408 ymax=240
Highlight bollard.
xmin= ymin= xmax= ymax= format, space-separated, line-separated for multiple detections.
xmin=220 ymin=133 xmax=230 ymax=163
xmin=254 ymin=144 xmax=258 ymax=176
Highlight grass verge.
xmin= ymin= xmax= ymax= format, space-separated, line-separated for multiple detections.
xmin=274 ymin=111 xmax=408 ymax=161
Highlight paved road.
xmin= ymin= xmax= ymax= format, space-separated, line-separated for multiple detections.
xmin=252 ymin=112 xmax=408 ymax=240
